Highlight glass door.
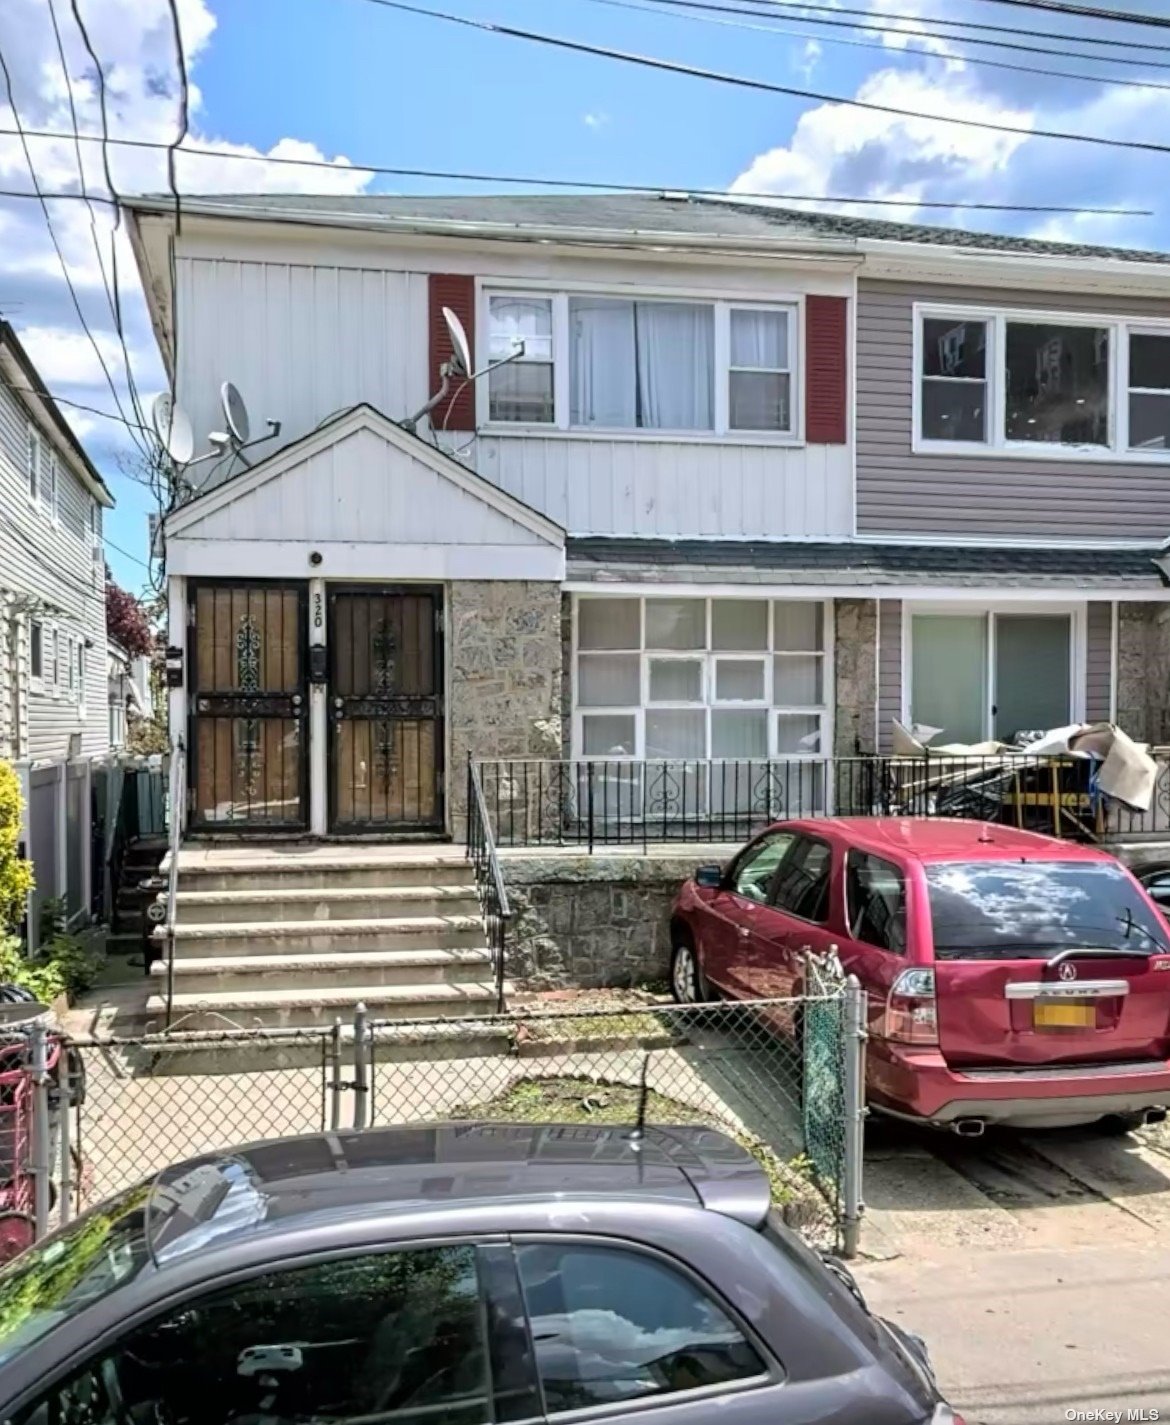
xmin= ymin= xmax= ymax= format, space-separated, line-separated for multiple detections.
xmin=993 ymin=613 xmax=1072 ymax=740
xmin=909 ymin=613 xmax=988 ymax=745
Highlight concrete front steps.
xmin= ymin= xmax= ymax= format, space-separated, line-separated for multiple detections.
xmin=147 ymin=844 xmax=505 ymax=1033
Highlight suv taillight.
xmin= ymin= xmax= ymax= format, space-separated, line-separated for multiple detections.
xmin=884 ymin=968 xmax=939 ymax=1046
xmin=932 ymin=1409 xmax=965 ymax=1425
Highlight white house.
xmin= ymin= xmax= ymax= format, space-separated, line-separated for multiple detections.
xmin=0 ymin=321 xmax=116 ymax=933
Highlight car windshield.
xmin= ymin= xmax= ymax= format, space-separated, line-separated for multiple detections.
xmin=0 ymin=1180 xmax=153 ymax=1365
xmin=925 ymin=861 xmax=1170 ymax=961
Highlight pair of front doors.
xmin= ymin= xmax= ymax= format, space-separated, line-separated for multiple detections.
xmin=189 ymin=581 xmax=444 ymax=834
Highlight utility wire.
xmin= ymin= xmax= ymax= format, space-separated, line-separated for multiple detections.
xmin=584 ymin=0 xmax=1170 ymax=93
xmin=47 ymin=0 xmax=150 ymax=444
xmin=0 ymin=133 xmax=1155 ymax=216
xmin=103 ymin=534 xmax=150 ymax=570
xmin=738 ymin=0 xmax=1170 ymax=54
xmin=968 ymin=0 xmax=1170 ymax=30
xmin=344 ymin=0 xmax=1170 ymax=160
xmin=0 ymin=43 xmax=150 ymax=457
xmin=618 ymin=0 xmax=1170 ymax=73
xmin=0 ymin=378 xmax=154 ymax=435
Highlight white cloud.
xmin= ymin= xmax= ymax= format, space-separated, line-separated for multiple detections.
xmin=0 ymin=0 xmax=375 ymax=510
xmin=731 ymin=67 xmax=1032 ymax=213
xmin=583 ymin=111 xmax=609 ymax=130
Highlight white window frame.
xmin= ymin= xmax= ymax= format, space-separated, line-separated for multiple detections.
xmin=478 ymin=283 xmax=804 ymax=445
xmin=912 ymin=303 xmax=1170 ymax=462
xmin=50 ymin=626 xmax=61 ymax=696
xmin=42 ymin=449 xmax=59 ymax=522
xmin=76 ymin=639 xmax=86 ymax=716
xmin=571 ymin=594 xmax=832 ymax=761
xmin=900 ymin=600 xmax=1087 ymax=743
xmin=26 ymin=424 xmax=41 ymax=503
xmin=28 ymin=619 xmax=44 ymax=691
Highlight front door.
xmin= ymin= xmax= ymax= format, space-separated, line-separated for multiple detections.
xmin=328 ymin=587 xmax=445 ymax=833
xmin=189 ymin=581 xmax=308 ymax=830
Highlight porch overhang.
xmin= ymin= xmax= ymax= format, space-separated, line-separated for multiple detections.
xmin=165 ymin=404 xmax=566 ymax=583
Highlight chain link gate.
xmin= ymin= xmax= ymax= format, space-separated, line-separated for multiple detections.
xmin=14 ymin=991 xmax=867 ymax=1263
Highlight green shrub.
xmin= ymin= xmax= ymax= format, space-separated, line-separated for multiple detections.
xmin=0 ymin=763 xmax=33 ymax=932
xmin=0 ymin=930 xmax=101 ymax=1005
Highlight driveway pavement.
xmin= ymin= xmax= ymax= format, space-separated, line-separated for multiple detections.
xmin=857 ymin=1123 xmax=1170 ymax=1424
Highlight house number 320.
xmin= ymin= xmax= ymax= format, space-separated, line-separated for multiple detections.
xmin=313 ymin=592 xmax=324 ymax=630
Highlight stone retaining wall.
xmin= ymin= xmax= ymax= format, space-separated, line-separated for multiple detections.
xmin=503 ymin=851 xmax=724 ymax=988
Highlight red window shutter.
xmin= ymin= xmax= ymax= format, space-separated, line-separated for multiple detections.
xmin=804 ymin=295 xmax=848 ymax=445
xmin=429 ymin=273 xmax=476 ymax=432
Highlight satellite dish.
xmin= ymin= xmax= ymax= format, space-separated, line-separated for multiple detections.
xmin=220 ymin=382 xmax=251 ymax=444
xmin=442 ymin=306 xmax=472 ymax=379
xmin=151 ymin=392 xmax=194 ymax=465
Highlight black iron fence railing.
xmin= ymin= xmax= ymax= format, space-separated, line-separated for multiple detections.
xmin=475 ymin=754 xmax=1169 ymax=849
xmin=466 ymin=755 xmax=512 ymax=1010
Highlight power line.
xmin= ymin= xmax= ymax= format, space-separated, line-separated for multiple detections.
xmin=742 ymin=0 xmax=1170 ymax=54
xmin=0 ymin=378 xmax=154 ymax=435
xmin=103 ymin=533 xmax=151 ymax=570
xmin=620 ymin=0 xmax=1170 ymax=73
xmin=344 ymin=0 xmax=1170 ymax=160
xmin=0 ymin=41 xmax=150 ymax=457
xmin=0 ymin=133 xmax=1155 ymax=216
xmin=584 ymin=0 xmax=1170 ymax=94
xmin=968 ymin=0 xmax=1170 ymax=30
xmin=48 ymin=0 xmax=151 ymax=446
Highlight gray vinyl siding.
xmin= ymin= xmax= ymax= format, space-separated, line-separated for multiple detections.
xmin=857 ymin=279 xmax=1170 ymax=540
xmin=0 ymin=376 xmax=109 ymax=762
xmin=1086 ymin=601 xmax=1114 ymax=724
xmin=877 ymin=598 xmax=902 ymax=753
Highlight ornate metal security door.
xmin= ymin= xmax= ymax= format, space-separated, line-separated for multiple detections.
xmin=189 ymin=582 xmax=308 ymax=830
xmin=328 ymin=587 xmax=444 ymax=833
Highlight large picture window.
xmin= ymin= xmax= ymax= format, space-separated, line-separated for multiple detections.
xmin=915 ymin=305 xmax=1170 ymax=458
xmin=574 ymin=595 xmax=829 ymax=762
xmin=485 ymin=289 xmax=799 ymax=437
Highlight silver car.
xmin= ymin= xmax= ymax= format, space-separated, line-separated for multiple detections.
xmin=0 ymin=1122 xmax=960 ymax=1424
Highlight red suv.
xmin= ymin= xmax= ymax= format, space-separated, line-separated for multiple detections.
xmin=671 ymin=818 xmax=1170 ymax=1133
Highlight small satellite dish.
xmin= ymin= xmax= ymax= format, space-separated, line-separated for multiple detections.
xmin=151 ymin=392 xmax=194 ymax=465
xmin=220 ymin=382 xmax=251 ymax=444
xmin=442 ymin=306 xmax=472 ymax=379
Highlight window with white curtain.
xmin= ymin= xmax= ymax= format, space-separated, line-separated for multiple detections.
xmin=484 ymin=290 xmax=799 ymax=437
xmin=574 ymin=595 xmax=828 ymax=760
xmin=488 ymin=295 xmax=555 ymax=423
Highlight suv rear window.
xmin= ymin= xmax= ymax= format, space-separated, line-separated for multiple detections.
xmin=925 ymin=860 xmax=1169 ymax=961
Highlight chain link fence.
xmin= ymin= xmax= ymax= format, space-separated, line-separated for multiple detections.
xmin=8 ymin=979 xmax=866 ymax=1260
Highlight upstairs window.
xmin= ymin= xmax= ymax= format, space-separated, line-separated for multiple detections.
xmin=1129 ymin=331 xmax=1170 ymax=451
xmin=484 ymin=290 xmax=799 ymax=438
xmin=488 ymin=294 xmax=554 ymax=424
xmin=26 ymin=425 xmax=41 ymax=500
xmin=43 ymin=450 xmax=58 ymax=519
xmin=916 ymin=305 xmax=1170 ymax=458
xmin=29 ymin=621 xmax=43 ymax=681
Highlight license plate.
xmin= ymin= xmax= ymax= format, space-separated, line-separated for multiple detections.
xmin=1034 ymin=999 xmax=1095 ymax=1028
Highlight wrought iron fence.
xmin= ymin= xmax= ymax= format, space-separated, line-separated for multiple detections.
xmin=466 ymin=754 xmax=511 ymax=1011
xmin=13 ymin=985 xmax=866 ymax=1259
xmin=475 ymin=753 xmax=1165 ymax=848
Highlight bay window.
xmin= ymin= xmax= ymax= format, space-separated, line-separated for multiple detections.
xmin=485 ymin=289 xmax=799 ymax=437
xmin=915 ymin=305 xmax=1170 ymax=457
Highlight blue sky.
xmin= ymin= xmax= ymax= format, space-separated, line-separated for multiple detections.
xmin=1 ymin=0 xmax=1168 ymax=590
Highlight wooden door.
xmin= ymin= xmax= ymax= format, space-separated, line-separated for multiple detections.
xmin=190 ymin=582 xmax=308 ymax=830
xmin=328 ymin=587 xmax=444 ymax=833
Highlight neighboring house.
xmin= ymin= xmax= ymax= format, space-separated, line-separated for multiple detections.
xmin=107 ymin=644 xmax=150 ymax=749
xmin=0 ymin=321 xmax=116 ymax=929
xmin=122 ymin=193 xmax=1170 ymax=840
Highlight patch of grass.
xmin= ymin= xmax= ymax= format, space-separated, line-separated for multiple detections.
xmin=453 ymin=1073 xmax=816 ymax=1214
xmin=518 ymin=1011 xmax=670 ymax=1044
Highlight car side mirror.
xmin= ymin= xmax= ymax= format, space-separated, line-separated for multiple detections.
xmin=694 ymin=864 xmax=723 ymax=889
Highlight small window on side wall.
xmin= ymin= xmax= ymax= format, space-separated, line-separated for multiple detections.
xmin=488 ymin=295 xmax=554 ymax=424
xmin=26 ymin=426 xmax=41 ymax=500
xmin=29 ymin=621 xmax=43 ymax=681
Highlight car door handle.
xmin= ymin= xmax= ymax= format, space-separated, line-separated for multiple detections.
xmin=738 ymin=926 xmax=751 ymax=939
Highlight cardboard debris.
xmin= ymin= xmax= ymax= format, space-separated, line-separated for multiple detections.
xmin=887 ymin=718 xmax=1158 ymax=815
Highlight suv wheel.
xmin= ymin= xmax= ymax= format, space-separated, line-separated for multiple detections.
xmin=670 ymin=936 xmax=706 ymax=1004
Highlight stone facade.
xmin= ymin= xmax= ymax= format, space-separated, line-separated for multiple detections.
xmin=833 ymin=598 xmax=877 ymax=757
xmin=504 ymin=851 xmax=711 ymax=988
xmin=448 ymin=581 xmax=563 ymax=834
xmin=1117 ymin=602 xmax=1170 ymax=746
